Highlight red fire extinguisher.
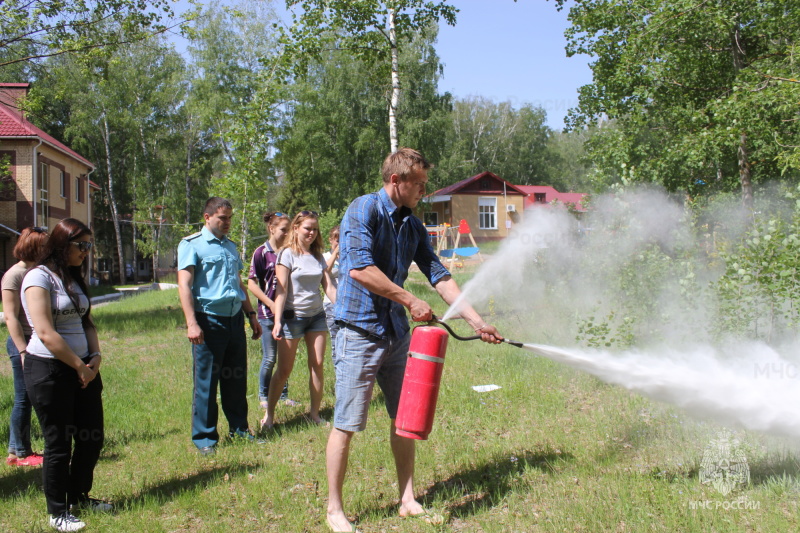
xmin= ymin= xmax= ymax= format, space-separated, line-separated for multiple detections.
xmin=395 ymin=326 xmax=449 ymax=440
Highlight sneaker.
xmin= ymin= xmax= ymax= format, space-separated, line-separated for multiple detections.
xmin=16 ymin=453 xmax=44 ymax=467
xmin=71 ymin=497 xmax=113 ymax=513
xmin=6 ymin=455 xmax=17 ymax=466
xmin=198 ymin=446 xmax=216 ymax=456
xmin=49 ymin=512 xmax=86 ymax=532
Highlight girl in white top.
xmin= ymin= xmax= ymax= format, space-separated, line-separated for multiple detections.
xmin=21 ymin=218 xmax=109 ymax=532
xmin=262 ymin=211 xmax=336 ymax=429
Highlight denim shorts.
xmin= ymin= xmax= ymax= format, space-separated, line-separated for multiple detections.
xmin=333 ymin=326 xmax=411 ymax=432
xmin=281 ymin=310 xmax=328 ymax=339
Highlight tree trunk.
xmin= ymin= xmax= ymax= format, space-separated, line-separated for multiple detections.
xmin=101 ymin=111 xmax=126 ymax=285
xmin=185 ymin=135 xmax=193 ymax=223
xmin=738 ymin=132 xmax=754 ymax=210
xmin=131 ymin=159 xmax=139 ymax=284
xmin=388 ymin=8 xmax=400 ymax=153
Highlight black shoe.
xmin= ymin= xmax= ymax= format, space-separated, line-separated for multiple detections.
xmin=71 ymin=497 xmax=113 ymax=513
xmin=198 ymin=446 xmax=216 ymax=456
xmin=229 ymin=429 xmax=265 ymax=444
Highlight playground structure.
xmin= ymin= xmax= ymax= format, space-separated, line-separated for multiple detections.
xmin=427 ymin=219 xmax=484 ymax=270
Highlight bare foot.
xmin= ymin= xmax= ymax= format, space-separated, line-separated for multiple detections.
xmin=326 ymin=511 xmax=358 ymax=532
xmin=398 ymin=500 xmax=425 ymax=517
xmin=399 ymin=504 xmax=445 ymax=525
xmin=307 ymin=414 xmax=329 ymax=426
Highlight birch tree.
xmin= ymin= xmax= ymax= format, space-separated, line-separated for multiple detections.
xmin=282 ymin=0 xmax=457 ymax=152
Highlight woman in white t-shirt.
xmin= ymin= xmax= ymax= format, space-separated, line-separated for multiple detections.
xmin=21 ymin=218 xmax=110 ymax=532
xmin=262 ymin=211 xmax=336 ymax=430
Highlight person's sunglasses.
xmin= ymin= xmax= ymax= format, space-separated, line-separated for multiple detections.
xmin=31 ymin=226 xmax=47 ymax=234
xmin=70 ymin=241 xmax=94 ymax=252
xmin=298 ymin=210 xmax=318 ymax=217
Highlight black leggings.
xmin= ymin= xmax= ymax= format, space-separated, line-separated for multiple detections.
xmin=24 ymin=354 xmax=104 ymax=515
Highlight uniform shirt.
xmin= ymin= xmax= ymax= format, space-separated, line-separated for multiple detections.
xmin=248 ymin=241 xmax=278 ymax=320
xmin=334 ymin=188 xmax=450 ymax=339
xmin=21 ymin=266 xmax=89 ymax=359
xmin=178 ymin=226 xmax=245 ymax=317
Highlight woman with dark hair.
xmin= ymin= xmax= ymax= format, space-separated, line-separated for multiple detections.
xmin=247 ymin=211 xmax=299 ymax=414
xmin=3 ymin=226 xmax=48 ymax=467
xmin=261 ymin=211 xmax=336 ymax=430
xmin=21 ymin=218 xmax=109 ymax=532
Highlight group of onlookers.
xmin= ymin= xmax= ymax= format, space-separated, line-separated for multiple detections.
xmin=5 ymin=148 xmax=503 ymax=533
xmin=3 ymin=220 xmax=109 ymax=532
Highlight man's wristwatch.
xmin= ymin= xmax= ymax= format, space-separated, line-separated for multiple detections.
xmin=247 ymin=311 xmax=257 ymax=318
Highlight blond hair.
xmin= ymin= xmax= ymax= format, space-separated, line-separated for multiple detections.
xmin=283 ymin=211 xmax=324 ymax=260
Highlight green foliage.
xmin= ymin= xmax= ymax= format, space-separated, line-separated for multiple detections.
xmin=557 ymin=0 xmax=800 ymax=201
xmin=275 ymin=26 xmax=448 ymax=213
xmin=566 ymin=183 xmax=800 ymax=348
xmin=714 ymin=185 xmax=800 ymax=341
xmin=0 ymin=0 xmax=183 ymax=69
xmin=575 ymin=309 xmax=634 ymax=348
xmin=318 ymin=208 xmax=344 ymax=245
xmin=434 ymin=96 xmax=555 ymax=190
xmin=282 ymin=0 xmax=458 ymax=70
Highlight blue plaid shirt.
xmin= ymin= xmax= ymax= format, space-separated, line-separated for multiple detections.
xmin=334 ymin=188 xmax=451 ymax=339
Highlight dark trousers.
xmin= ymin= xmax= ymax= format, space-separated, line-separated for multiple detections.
xmin=192 ymin=311 xmax=249 ymax=449
xmin=24 ymin=354 xmax=104 ymax=516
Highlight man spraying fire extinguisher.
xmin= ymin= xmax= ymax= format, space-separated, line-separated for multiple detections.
xmin=325 ymin=148 xmax=504 ymax=533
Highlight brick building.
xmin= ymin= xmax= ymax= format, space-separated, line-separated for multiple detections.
xmin=0 ymin=83 xmax=96 ymax=272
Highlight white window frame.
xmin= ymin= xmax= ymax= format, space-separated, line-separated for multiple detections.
xmin=478 ymin=197 xmax=497 ymax=230
xmin=74 ymin=176 xmax=82 ymax=203
xmin=59 ymin=170 xmax=66 ymax=198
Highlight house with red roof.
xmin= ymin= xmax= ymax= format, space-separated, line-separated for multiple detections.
xmin=421 ymin=171 xmax=588 ymax=241
xmin=517 ymin=185 xmax=588 ymax=212
xmin=0 ymin=83 xmax=97 ymax=271
xmin=421 ymin=171 xmax=528 ymax=240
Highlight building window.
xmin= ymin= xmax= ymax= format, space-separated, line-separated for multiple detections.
xmin=38 ymin=162 xmax=49 ymax=227
xmin=478 ymin=197 xmax=497 ymax=230
xmin=534 ymin=192 xmax=547 ymax=204
xmin=59 ymin=170 xmax=66 ymax=197
xmin=75 ymin=176 xmax=83 ymax=203
xmin=424 ymin=212 xmax=438 ymax=226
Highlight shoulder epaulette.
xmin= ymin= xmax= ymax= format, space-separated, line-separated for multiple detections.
xmin=183 ymin=232 xmax=202 ymax=241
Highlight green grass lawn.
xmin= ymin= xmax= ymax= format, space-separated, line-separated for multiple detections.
xmin=1 ymin=279 xmax=799 ymax=531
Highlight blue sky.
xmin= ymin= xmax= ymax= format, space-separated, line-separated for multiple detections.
xmin=434 ymin=0 xmax=593 ymax=129
xmin=170 ymin=0 xmax=593 ymax=129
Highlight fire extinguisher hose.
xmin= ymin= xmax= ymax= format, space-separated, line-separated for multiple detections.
xmin=429 ymin=315 xmax=524 ymax=348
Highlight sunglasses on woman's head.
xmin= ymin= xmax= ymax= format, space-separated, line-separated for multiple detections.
xmin=70 ymin=241 xmax=94 ymax=252
xmin=298 ymin=210 xmax=318 ymax=217
xmin=31 ymin=227 xmax=46 ymax=234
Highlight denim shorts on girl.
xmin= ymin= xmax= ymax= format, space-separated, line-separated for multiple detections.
xmin=281 ymin=310 xmax=328 ymax=339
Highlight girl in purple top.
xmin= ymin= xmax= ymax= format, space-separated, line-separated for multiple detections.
xmin=248 ymin=212 xmax=298 ymax=413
